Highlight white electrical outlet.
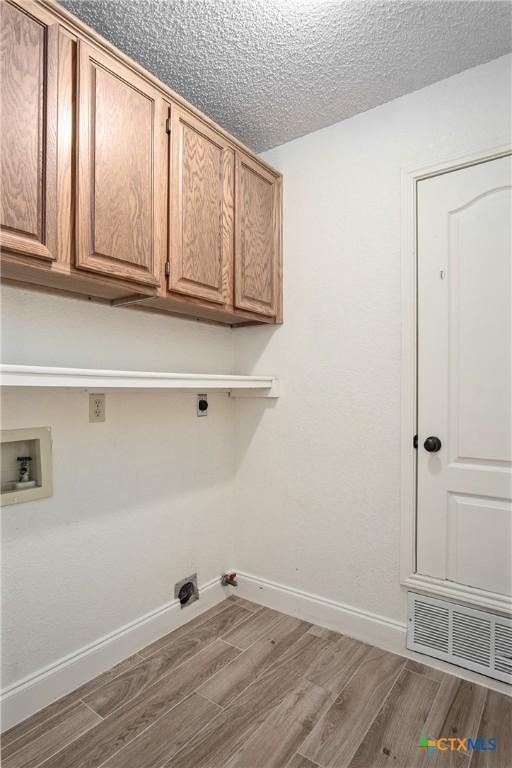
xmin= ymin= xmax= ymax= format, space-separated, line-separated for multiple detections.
xmin=89 ymin=393 xmax=106 ymax=423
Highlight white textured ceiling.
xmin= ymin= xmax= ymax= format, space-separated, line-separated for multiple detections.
xmin=61 ymin=0 xmax=512 ymax=151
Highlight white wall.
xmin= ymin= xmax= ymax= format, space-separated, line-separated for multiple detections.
xmin=233 ymin=55 xmax=512 ymax=624
xmin=1 ymin=287 xmax=235 ymax=686
xmin=1 ymin=53 xmax=510 ymax=695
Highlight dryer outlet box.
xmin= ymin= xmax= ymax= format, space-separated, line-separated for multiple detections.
xmin=174 ymin=573 xmax=199 ymax=608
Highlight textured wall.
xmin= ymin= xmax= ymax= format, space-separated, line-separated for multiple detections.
xmin=233 ymin=55 xmax=512 ymax=623
xmin=0 ymin=287 xmax=235 ymax=686
xmin=61 ymin=0 xmax=511 ymax=151
xmin=1 ymin=54 xmax=510 ymax=690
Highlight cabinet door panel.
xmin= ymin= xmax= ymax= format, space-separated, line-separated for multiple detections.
xmin=77 ymin=42 xmax=163 ymax=286
xmin=0 ymin=1 xmax=57 ymax=261
xmin=235 ymin=153 xmax=280 ymax=317
xmin=169 ymin=108 xmax=233 ymax=304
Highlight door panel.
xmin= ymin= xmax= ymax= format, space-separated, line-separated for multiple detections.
xmin=169 ymin=107 xmax=233 ymax=304
xmin=452 ymin=189 xmax=511 ymax=463
xmin=0 ymin=1 xmax=57 ymax=260
xmin=77 ymin=42 xmax=163 ymax=286
xmin=416 ymin=155 xmax=512 ymax=598
xmin=447 ymin=494 xmax=511 ymax=595
xmin=235 ymin=153 xmax=279 ymax=317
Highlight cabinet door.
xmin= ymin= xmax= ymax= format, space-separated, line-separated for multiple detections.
xmin=0 ymin=1 xmax=58 ymax=261
xmin=77 ymin=42 xmax=163 ymax=287
xmin=235 ymin=153 xmax=280 ymax=317
xmin=169 ymin=107 xmax=233 ymax=304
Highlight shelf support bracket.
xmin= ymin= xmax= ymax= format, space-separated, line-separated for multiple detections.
xmin=229 ymin=380 xmax=280 ymax=399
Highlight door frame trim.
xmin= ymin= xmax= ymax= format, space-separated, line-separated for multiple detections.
xmin=400 ymin=142 xmax=512 ymax=613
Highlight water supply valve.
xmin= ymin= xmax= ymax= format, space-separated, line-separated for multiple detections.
xmin=221 ymin=572 xmax=238 ymax=587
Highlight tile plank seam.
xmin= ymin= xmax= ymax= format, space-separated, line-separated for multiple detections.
xmin=139 ymin=599 xmax=243 ymax=659
xmin=84 ymin=606 xmax=253 ymax=717
xmin=3 ymin=600 xmax=243 ymax=748
xmin=452 ymin=682 xmax=486 ymax=764
xmin=195 ymin=688 xmax=229 ymax=711
xmin=208 ymin=635 xmax=317 ymax=713
xmin=2 ymin=652 xmax=150 ymax=750
xmin=286 ymin=755 xmax=323 ymax=768
xmin=92 ymin=693 xmax=223 ymax=768
xmin=2 ymin=600 xmax=509 ymax=768
xmin=189 ymin=625 xmax=310 ymax=711
xmin=3 ymin=607 xmax=249 ymax=763
xmin=447 ymin=687 xmax=487 ymax=766
xmin=297 ymin=658 xmax=408 ymax=768
xmin=85 ymin=634 xmax=243 ymax=719
xmin=2 ymin=701 xmax=81 ymax=755
xmin=1 ymin=704 xmax=102 ymax=768
xmin=80 ymin=700 xmax=105 ymax=721
xmin=222 ymin=610 xmax=311 ymax=653
xmin=303 ymin=642 xmax=375 ymax=701
xmin=2 ymin=701 xmax=103 ymax=762
xmin=222 ymin=618 xmax=303 ymax=653
xmin=154 ymin=632 xmax=332 ymax=767
xmin=38 ymin=640 xmax=241 ymax=768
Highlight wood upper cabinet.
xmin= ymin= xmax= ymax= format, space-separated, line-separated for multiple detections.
xmin=0 ymin=0 xmax=282 ymax=324
xmin=169 ymin=106 xmax=234 ymax=304
xmin=76 ymin=42 xmax=164 ymax=287
xmin=0 ymin=0 xmax=58 ymax=261
xmin=235 ymin=152 xmax=281 ymax=317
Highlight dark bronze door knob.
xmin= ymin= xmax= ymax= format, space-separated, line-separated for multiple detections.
xmin=424 ymin=436 xmax=442 ymax=452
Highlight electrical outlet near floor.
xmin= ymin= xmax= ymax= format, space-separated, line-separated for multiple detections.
xmin=174 ymin=573 xmax=199 ymax=608
xmin=89 ymin=393 xmax=106 ymax=423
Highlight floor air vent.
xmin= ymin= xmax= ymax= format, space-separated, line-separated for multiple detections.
xmin=407 ymin=592 xmax=512 ymax=684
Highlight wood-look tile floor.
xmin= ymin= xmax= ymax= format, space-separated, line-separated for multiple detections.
xmin=2 ymin=596 xmax=510 ymax=768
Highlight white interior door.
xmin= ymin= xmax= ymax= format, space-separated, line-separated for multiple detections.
xmin=416 ymin=155 xmax=512 ymax=600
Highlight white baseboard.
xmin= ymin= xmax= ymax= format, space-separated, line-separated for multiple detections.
xmin=1 ymin=576 xmax=228 ymax=731
xmin=235 ymin=571 xmax=407 ymax=652
xmin=234 ymin=571 xmax=512 ymax=697
xmin=3 ymin=569 xmax=509 ymax=731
